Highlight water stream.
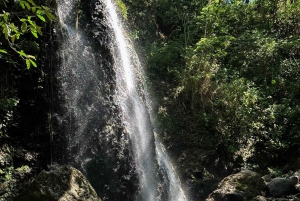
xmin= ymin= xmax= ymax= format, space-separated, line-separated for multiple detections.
xmin=104 ymin=1 xmax=187 ymax=200
xmin=56 ymin=0 xmax=187 ymax=200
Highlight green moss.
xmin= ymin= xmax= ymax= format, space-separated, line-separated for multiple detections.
xmin=116 ymin=0 xmax=128 ymax=20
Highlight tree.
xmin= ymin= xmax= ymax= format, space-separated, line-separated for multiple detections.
xmin=0 ymin=0 xmax=55 ymax=69
xmin=0 ymin=0 xmax=55 ymax=138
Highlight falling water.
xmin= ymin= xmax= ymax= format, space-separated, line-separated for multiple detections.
xmin=56 ymin=0 xmax=187 ymax=199
xmin=103 ymin=0 xmax=187 ymax=200
xmin=56 ymin=1 xmax=136 ymax=200
xmin=104 ymin=1 xmax=159 ymax=200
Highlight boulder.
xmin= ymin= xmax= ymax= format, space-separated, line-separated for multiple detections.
xmin=267 ymin=178 xmax=295 ymax=198
xmin=206 ymin=170 xmax=267 ymax=201
xmin=13 ymin=165 xmax=101 ymax=201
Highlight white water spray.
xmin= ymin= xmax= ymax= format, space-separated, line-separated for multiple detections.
xmin=103 ymin=0 xmax=187 ymax=200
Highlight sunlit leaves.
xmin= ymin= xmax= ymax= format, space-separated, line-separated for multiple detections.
xmin=17 ymin=50 xmax=26 ymax=57
xmin=0 ymin=49 xmax=7 ymax=54
xmin=29 ymin=58 xmax=37 ymax=67
xmin=21 ymin=22 xmax=27 ymax=33
xmin=25 ymin=58 xmax=36 ymax=69
xmin=0 ymin=0 xmax=56 ymax=68
xmin=37 ymin=14 xmax=46 ymax=22
xmin=2 ymin=12 xmax=9 ymax=22
xmin=17 ymin=50 xmax=37 ymax=69
xmin=116 ymin=0 xmax=128 ymax=19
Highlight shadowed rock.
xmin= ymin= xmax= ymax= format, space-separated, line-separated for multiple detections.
xmin=206 ymin=170 xmax=267 ymax=201
xmin=268 ymin=178 xmax=295 ymax=198
xmin=13 ymin=165 xmax=101 ymax=201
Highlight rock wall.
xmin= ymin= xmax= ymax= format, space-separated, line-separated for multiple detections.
xmin=52 ymin=0 xmax=138 ymax=200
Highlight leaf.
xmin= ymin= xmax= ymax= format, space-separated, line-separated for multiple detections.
xmin=25 ymin=2 xmax=31 ymax=10
xmin=37 ymin=14 xmax=46 ymax=22
xmin=28 ymin=18 xmax=35 ymax=27
xmin=3 ymin=12 xmax=9 ymax=22
xmin=31 ymin=30 xmax=38 ymax=38
xmin=20 ymin=2 xmax=25 ymax=9
xmin=36 ymin=26 xmax=42 ymax=36
xmin=11 ymin=35 xmax=15 ymax=43
xmin=0 ymin=49 xmax=7 ymax=54
xmin=27 ymin=0 xmax=36 ymax=6
xmin=36 ymin=9 xmax=42 ymax=14
xmin=29 ymin=59 xmax=37 ymax=67
xmin=21 ymin=22 xmax=27 ymax=33
xmin=27 ymin=55 xmax=36 ymax=59
xmin=9 ymin=23 xmax=17 ymax=33
xmin=26 ymin=59 xmax=30 ymax=69
xmin=41 ymin=6 xmax=50 ymax=11
xmin=18 ymin=50 xmax=27 ymax=57
xmin=2 ymin=25 xmax=9 ymax=39
xmin=44 ymin=10 xmax=56 ymax=21
xmin=31 ymin=7 xmax=36 ymax=13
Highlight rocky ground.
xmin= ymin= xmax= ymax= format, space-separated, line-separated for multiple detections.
xmin=2 ymin=139 xmax=300 ymax=201
xmin=207 ymin=170 xmax=300 ymax=201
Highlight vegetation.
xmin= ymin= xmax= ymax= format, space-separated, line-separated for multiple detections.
xmin=0 ymin=0 xmax=55 ymax=139
xmin=0 ymin=0 xmax=55 ymax=198
xmin=1 ymin=0 xmax=300 ymax=199
xmin=124 ymin=0 xmax=300 ymax=196
xmin=0 ymin=0 xmax=55 ymax=69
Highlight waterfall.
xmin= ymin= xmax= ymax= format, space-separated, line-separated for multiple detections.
xmin=56 ymin=0 xmax=187 ymax=200
xmin=103 ymin=0 xmax=187 ymax=200
xmin=56 ymin=0 xmax=136 ymax=200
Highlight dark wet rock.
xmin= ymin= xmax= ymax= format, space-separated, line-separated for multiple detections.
xmin=290 ymin=176 xmax=299 ymax=185
xmin=206 ymin=170 xmax=267 ymax=201
xmin=268 ymin=178 xmax=295 ymax=198
xmin=13 ymin=165 xmax=101 ymax=201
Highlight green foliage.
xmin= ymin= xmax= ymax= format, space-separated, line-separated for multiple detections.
xmin=116 ymin=0 xmax=128 ymax=19
xmin=0 ymin=0 xmax=55 ymax=140
xmin=0 ymin=97 xmax=19 ymax=138
xmin=0 ymin=0 xmax=56 ymax=69
xmin=133 ymin=0 xmax=300 ymax=172
xmin=148 ymin=40 xmax=184 ymax=82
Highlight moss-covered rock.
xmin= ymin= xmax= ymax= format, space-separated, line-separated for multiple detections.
xmin=13 ymin=165 xmax=101 ymax=201
xmin=206 ymin=170 xmax=267 ymax=201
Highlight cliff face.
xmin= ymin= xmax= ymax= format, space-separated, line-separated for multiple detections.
xmin=52 ymin=0 xmax=138 ymax=200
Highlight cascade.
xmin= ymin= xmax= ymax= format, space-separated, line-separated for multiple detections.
xmin=55 ymin=0 xmax=187 ymax=200
xmin=103 ymin=0 xmax=187 ymax=200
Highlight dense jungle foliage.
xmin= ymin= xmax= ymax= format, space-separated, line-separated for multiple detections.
xmin=0 ymin=0 xmax=55 ymax=140
xmin=0 ymin=0 xmax=56 ymax=198
xmin=123 ymin=0 xmax=300 ymax=196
